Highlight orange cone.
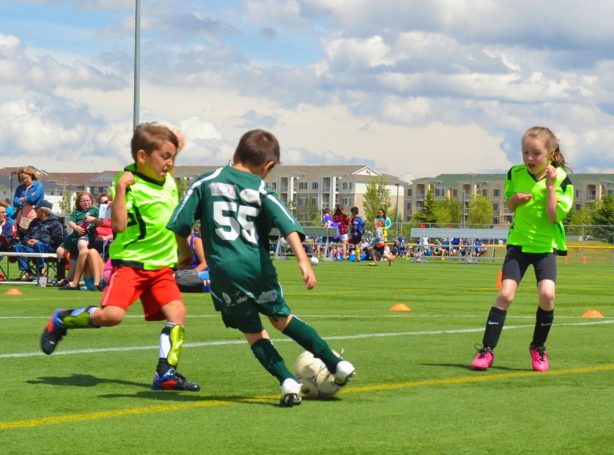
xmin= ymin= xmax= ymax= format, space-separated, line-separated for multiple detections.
xmin=496 ymin=271 xmax=502 ymax=289
xmin=582 ymin=256 xmax=587 ymax=265
xmin=5 ymin=288 xmax=23 ymax=296
xmin=390 ymin=303 xmax=411 ymax=312
xmin=582 ymin=309 xmax=604 ymax=318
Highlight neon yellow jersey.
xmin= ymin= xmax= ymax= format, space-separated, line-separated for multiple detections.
xmin=505 ymin=164 xmax=573 ymax=255
xmin=109 ymin=164 xmax=178 ymax=269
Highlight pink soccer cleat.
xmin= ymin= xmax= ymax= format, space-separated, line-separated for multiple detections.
xmin=530 ymin=345 xmax=549 ymax=372
xmin=471 ymin=347 xmax=494 ymax=371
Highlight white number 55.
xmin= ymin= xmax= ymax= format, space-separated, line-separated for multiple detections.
xmin=213 ymin=201 xmax=259 ymax=244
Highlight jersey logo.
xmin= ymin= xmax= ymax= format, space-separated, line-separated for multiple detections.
xmin=210 ymin=183 xmax=237 ymax=199
xmin=239 ymin=188 xmax=261 ymax=206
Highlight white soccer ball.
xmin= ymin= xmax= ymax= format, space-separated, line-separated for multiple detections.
xmin=310 ymin=256 xmax=319 ymax=266
xmin=294 ymin=351 xmax=340 ymax=399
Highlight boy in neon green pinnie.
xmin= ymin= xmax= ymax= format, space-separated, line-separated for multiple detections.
xmin=167 ymin=129 xmax=355 ymax=406
xmin=41 ymin=123 xmax=200 ymax=391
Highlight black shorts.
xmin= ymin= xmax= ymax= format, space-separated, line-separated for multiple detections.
xmin=502 ymin=245 xmax=557 ymax=284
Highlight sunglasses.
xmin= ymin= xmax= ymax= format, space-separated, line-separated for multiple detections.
xmin=100 ymin=200 xmax=109 ymax=204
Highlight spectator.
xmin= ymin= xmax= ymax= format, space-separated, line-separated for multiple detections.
xmin=13 ymin=200 xmax=63 ymax=281
xmin=56 ymin=192 xmax=99 ymax=263
xmin=368 ymin=219 xmax=395 ymax=266
xmin=349 ymin=207 xmax=364 ymax=262
xmin=90 ymin=193 xmax=113 ymax=259
xmin=333 ymin=204 xmax=350 ymax=259
xmin=13 ymin=166 xmax=45 ymax=240
xmin=0 ymin=205 xmax=13 ymax=281
xmin=59 ymin=248 xmax=105 ymax=291
xmin=0 ymin=198 xmax=16 ymax=225
xmin=375 ymin=208 xmax=392 ymax=242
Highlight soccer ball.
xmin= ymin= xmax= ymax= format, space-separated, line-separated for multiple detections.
xmin=294 ymin=351 xmax=340 ymax=399
xmin=310 ymin=256 xmax=319 ymax=266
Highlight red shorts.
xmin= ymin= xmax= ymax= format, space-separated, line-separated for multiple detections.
xmin=101 ymin=266 xmax=182 ymax=321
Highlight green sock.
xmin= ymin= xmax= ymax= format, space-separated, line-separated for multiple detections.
xmin=282 ymin=316 xmax=340 ymax=372
xmin=251 ymin=338 xmax=295 ymax=384
xmin=61 ymin=306 xmax=99 ymax=329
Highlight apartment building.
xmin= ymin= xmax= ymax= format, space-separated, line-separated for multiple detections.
xmin=408 ymin=173 xmax=614 ymax=227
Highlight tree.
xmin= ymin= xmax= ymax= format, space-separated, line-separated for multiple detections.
xmin=412 ymin=189 xmax=437 ymax=225
xmin=59 ymin=189 xmax=72 ymax=214
xmin=433 ymin=197 xmax=462 ymax=226
xmin=567 ymin=203 xmax=594 ymax=236
xmin=363 ymin=178 xmax=391 ymax=223
xmin=590 ymin=194 xmax=614 ymax=243
xmin=467 ymin=194 xmax=493 ymax=227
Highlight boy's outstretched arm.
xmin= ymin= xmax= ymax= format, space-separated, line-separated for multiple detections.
xmin=286 ymin=231 xmax=316 ymax=290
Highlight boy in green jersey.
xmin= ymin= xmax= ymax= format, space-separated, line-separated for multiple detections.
xmin=471 ymin=126 xmax=573 ymax=373
xmin=41 ymin=123 xmax=200 ymax=392
xmin=168 ymin=129 xmax=355 ymax=406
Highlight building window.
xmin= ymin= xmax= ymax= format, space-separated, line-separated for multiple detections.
xmin=482 ymin=189 xmax=488 ymax=197
xmin=406 ymin=202 xmax=412 ymax=211
xmin=575 ymin=189 xmax=582 ymax=198
xmin=297 ymin=197 xmax=306 ymax=206
xmin=435 ymin=189 xmax=445 ymax=197
xmin=493 ymin=188 xmax=500 ymax=197
xmin=342 ymin=197 xmax=351 ymax=206
xmin=312 ymin=182 xmax=319 ymax=190
xmin=298 ymin=182 xmax=308 ymax=190
xmin=453 ymin=189 xmax=458 ymax=197
xmin=407 ymin=188 xmax=412 ymax=196
xmin=267 ymin=181 xmax=277 ymax=190
xmin=493 ymin=203 xmax=499 ymax=211
xmin=575 ymin=203 xmax=582 ymax=211
xmin=342 ymin=182 xmax=353 ymax=191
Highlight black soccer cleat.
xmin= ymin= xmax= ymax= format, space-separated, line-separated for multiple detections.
xmin=151 ymin=369 xmax=201 ymax=392
xmin=40 ymin=309 xmax=68 ymax=355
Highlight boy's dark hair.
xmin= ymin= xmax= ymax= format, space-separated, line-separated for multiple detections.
xmin=234 ymin=129 xmax=280 ymax=166
xmin=351 ymin=207 xmax=359 ymax=215
xmin=131 ymin=123 xmax=179 ymax=160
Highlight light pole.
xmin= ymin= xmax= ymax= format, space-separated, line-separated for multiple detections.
xmin=133 ymin=0 xmax=141 ymax=129
xmin=394 ymin=183 xmax=400 ymax=239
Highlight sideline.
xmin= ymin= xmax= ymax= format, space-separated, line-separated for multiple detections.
xmin=1 ymin=319 xmax=613 ymax=359
xmin=2 ymin=363 xmax=613 ymax=431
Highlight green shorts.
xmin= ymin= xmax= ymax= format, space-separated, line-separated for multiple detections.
xmin=211 ymin=281 xmax=292 ymax=333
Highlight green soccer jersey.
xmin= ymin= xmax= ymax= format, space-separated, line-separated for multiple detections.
xmin=109 ymin=164 xmax=179 ymax=270
xmin=505 ymin=164 xmax=574 ymax=254
xmin=167 ymin=165 xmax=304 ymax=302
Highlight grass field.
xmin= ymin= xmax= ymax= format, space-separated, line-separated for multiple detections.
xmin=1 ymin=259 xmax=613 ymax=454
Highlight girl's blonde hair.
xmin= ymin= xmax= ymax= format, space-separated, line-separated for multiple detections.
xmin=522 ymin=126 xmax=570 ymax=171
xmin=17 ymin=166 xmax=38 ymax=183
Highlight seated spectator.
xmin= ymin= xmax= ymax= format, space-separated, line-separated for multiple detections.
xmin=474 ymin=239 xmax=488 ymax=257
xmin=0 ymin=205 xmax=14 ymax=281
xmin=13 ymin=200 xmax=63 ymax=281
xmin=59 ymin=248 xmax=105 ymax=291
xmin=56 ymin=192 xmax=98 ymax=263
xmin=89 ymin=193 xmax=113 ymax=260
xmin=368 ymin=219 xmax=395 ymax=266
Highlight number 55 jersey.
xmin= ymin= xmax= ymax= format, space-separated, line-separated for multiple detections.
xmin=167 ymin=165 xmax=305 ymax=303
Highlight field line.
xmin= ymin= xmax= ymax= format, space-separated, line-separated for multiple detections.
xmin=1 ymin=363 xmax=613 ymax=431
xmin=1 ymin=319 xmax=612 ymax=359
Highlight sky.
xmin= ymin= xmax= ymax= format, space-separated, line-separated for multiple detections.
xmin=1 ymin=0 xmax=614 ymax=181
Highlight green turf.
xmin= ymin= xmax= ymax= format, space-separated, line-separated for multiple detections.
xmin=1 ymin=259 xmax=613 ymax=454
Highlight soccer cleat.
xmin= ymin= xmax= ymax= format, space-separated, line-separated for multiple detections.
xmin=40 ymin=309 xmax=68 ymax=355
xmin=151 ymin=369 xmax=201 ymax=391
xmin=471 ymin=346 xmax=494 ymax=371
xmin=280 ymin=378 xmax=302 ymax=407
xmin=334 ymin=360 xmax=356 ymax=386
xmin=530 ymin=345 xmax=549 ymax=372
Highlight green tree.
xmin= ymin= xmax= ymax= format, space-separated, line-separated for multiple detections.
xmin=433 ymin=197 xmax=462 ymax=226
xmin=363 ymin=178 xmax=391 ymax=223
xmin=590 ymin=194 xmax=614 ymax=243
xmin=412 ymin=189 xmax=437 ymax=225
xmin=467 ymin=194 xmax=493 ymax=227
xmin=567 ymin=203 xmax=594 ymax=236
xmin=59 ymin=189 xmax=72 ymax=214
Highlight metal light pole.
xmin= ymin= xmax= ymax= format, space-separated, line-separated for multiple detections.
xmin=133 ymin=0 xmax=141 ymax=129
xmin=394 ymin=183 xmax=400 ymax=239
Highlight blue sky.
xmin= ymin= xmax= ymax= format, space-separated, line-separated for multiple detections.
xmin=1 ymin=0 xmax=614 ymax=180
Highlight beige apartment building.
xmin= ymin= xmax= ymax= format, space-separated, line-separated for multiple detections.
xmin=409 ymin=173 xmax=614 ymax=227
